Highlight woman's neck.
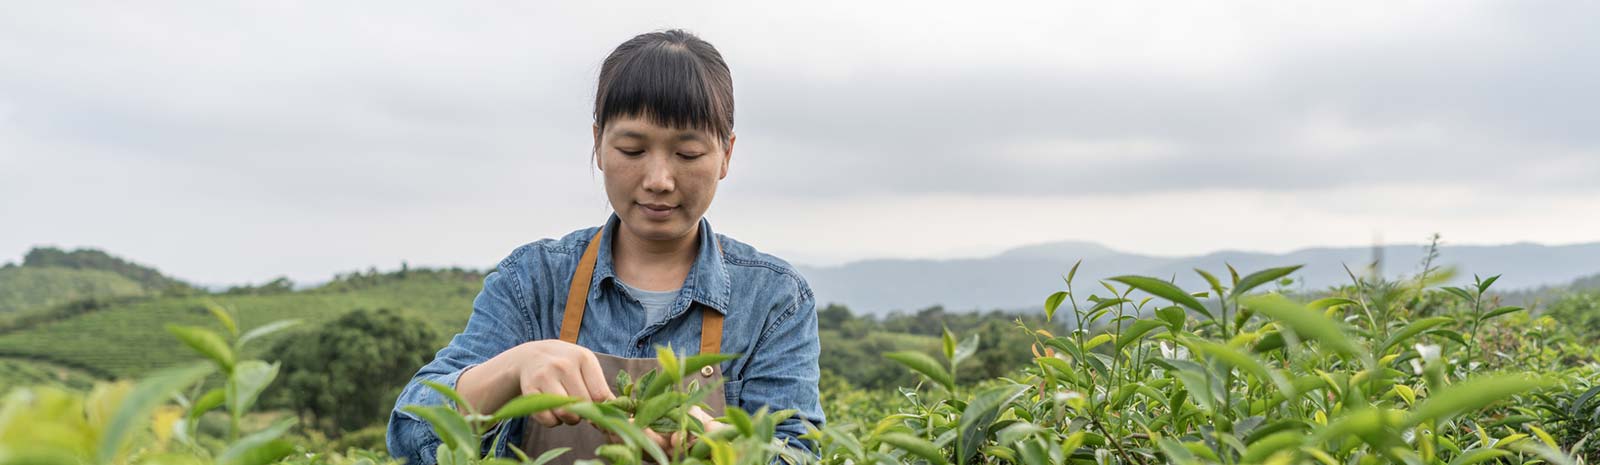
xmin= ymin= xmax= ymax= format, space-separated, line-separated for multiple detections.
xmin=611 ymin=221 xmax=699 ymax=292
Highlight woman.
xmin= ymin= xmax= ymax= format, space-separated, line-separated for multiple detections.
xmin=386 ymin=30 xmax=823 ymax=465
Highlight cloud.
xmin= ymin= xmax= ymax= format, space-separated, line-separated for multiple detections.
xmin=1 ymin=1 xmax=1597 ymax=283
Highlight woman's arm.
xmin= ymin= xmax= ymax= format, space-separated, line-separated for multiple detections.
xmin=386 ymin=267 xmax=534 ymax=464
xmin=737 ymin=288 xmax=826 ymax=455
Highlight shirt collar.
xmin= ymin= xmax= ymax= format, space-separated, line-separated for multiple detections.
xmin=592 ymin=212 xmax=731 ymax=314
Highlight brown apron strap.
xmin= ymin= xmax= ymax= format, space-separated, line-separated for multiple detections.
xmin=559 ymin=225 xmax=725 ymax=355
xmin=559 ymin=229 xmax=604 ymax=344
xmin=700 ymin=311 xmax=722 ymax=355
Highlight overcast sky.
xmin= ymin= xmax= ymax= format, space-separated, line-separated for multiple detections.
xmin=3 ymin=1 xmax=1598 ymax=285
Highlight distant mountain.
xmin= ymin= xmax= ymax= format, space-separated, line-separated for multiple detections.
xmin=798 ymin=241 xmax=1600 ymax=315
xmin=21 ymin=247 xmax=193 ymax=292
xmin=0 ymin=266 xmax=146 ymax=314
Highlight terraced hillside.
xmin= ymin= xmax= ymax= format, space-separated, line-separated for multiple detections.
xmin=0 ymin=270 xmax=484 ymax=379
xmin=0 ymin=266 xmax=147 ymax=314
xmin=0 ymin=358 xmax=99 ymax=392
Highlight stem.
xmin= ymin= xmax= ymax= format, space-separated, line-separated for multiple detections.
xmin=1465 ymin=289 xmax=1484 ymax=373
xmin=1089 ymin=413 xmax=1147 ymax=465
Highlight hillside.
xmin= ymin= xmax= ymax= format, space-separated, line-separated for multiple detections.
xmin=0 ymin=266 xmax=146 ymax=314
xmin=0 ymin=269 xmax=485 ymax=379
xmin=21 ymin=247 xmax=194 ymax=291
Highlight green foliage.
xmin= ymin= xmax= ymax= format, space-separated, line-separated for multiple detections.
xmin=0 ymin=358 xmax=100 ymax=392
xmin=4 ymin=255 xmax=1599 ymax=465
xmin=0 ymin=307 xmax=299 ymax=465
xmin=0 ymin=266 xmax=146 ymax=315
xmin=1544 ymin=290 xmax=1600 ymax=339
xmin=0 ymin=272 xmax=476 ymax=379
xmin=809 ymin=263 xmax=1594 ymax=465
xmin=22 ymin=247 xmax=194 ymax=293
xmin=265 ymin=308 xmax=438 ymax=435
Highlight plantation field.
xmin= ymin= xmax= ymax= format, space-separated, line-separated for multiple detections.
xmin=0 ymin=273 xmax=482 ymax=379
xmin=0 ymin=266 xmax=146 ymax=314
xmin=6 ymin=246 xmax=1600 ymax=464
xmin=0 ymin=357 xmax=99 ymax=392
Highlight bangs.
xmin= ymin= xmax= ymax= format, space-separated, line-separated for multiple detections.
xmin=595 ymin=41 xmax=734 ymax=143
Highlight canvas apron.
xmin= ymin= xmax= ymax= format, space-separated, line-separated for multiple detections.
xmin=520 ymin=227 xmax=727 ymax=465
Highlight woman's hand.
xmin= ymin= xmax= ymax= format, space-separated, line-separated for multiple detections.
xmin=457 ymin=339 xmax=614 ymax=428
xmin=604 ymin=406 xmax=728 ymax=458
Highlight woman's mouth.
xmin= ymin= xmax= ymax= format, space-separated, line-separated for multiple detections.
xmin=638 ymin=203 xmax=676 ymax=220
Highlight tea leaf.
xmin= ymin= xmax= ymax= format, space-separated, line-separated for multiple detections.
xmin=217 ymin=417 xmax=296 ymax=465
xmin=421 ymin=380 xmax=475 ymax=416
xmin=1479 ymin=306 xmax=1525 ymax=322
xmin=1157 ymin=305 xmax=1188 ymax=330
xmin=1448 ymin=448 xmax=1511 ymax=465
xmin=189 ymin=387 xmax=225 ymax=421
xmin=1231 ymin=266 xmax=1304 ymax=299
xmin=885 ymin=351 xmax=955 ymax=391
xmin=237 ymin=319 xmax=302 ymax=349
xmin=1116 ymin=319 xmax=1166 ymax=353
xmin=943 ymin=327 xmax=957 ymax=363
xmin=166 ymin=324 xmax=235 ymax=372
xmin=1476 ymin=275 xmax=1501 ymax=293
xmin=1245 ymin=295 xmax=1359 ymax=358
xmin=953 ymin=334 xmax=980 ymax=368
xmin=527 ymin=447 xmax=570 ymax=465
xmin=957 ymin=384 xmax=1027 ymax=465
xmin=402 ymin=405 xmax=478 ymax=454
xmin=880 ymin=433 xmax=948 ymax=465
xmin=489 ymin=393 xmax=577 ymax=423
xmin=1110 ymin=275 xmax=1212 ymax=319
xmin=203 ymin=301 xmax=239 ymax=339
xmin=1241 ymin=431 xmax=1304 ymax=464
xmin=568 ymin=402 xmax=669 ymax=465
xmin=97 ymin=362 xmax=212 ymax=465
xmin=1404 ymin=374 xmax=1555 ymax=427
xmin=1379 ymin=316 xmax=1455 ymax=353
xmin=1044 ymin=291 xmax=1069 ymax=323
xmin=226 ymin=361 xmax=278 ymax=422
xmin=1187 ymin=338 xmax=1293 ymax=397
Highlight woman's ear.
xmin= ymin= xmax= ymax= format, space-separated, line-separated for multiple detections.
xmin=592 ymin=124 xmax=604 ymax=172
xmin=719 ymin=133 xmax=735 ymax=180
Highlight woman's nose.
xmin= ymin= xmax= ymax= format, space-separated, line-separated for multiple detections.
xmin=642 ymin=154 xmax=674 ymax=192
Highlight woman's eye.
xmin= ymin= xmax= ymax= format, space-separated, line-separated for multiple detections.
xmin=678 ymin=153 xmax=704 ymax=160
xmin=619 ymin=149 xmax=644 ymax=156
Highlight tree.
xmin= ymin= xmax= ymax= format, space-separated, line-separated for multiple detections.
xmin=266 ymin=308 xmax=438 ymax=435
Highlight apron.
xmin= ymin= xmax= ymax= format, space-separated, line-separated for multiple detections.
xmin=520 ymin=227 xmax=727 ymax=465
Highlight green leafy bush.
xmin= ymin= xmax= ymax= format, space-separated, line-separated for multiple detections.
xmin=5 ymin=264 xmax=1599 ymax=465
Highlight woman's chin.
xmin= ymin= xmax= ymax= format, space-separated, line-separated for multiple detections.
xmin=623 ymin=216 xmax=691 ymax=242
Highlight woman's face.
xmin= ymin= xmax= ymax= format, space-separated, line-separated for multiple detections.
xmin=595 ymin=114 xmax=733 ymax=244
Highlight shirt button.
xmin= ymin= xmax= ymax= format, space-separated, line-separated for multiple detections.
xmin=700 ymin=365 xmax=715 ymax=377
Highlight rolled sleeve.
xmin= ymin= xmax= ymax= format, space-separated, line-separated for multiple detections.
xmin=387 ymin=264 xmax=534 ymax=465
xmin=737 ymin=288 xmax=825 ymax=457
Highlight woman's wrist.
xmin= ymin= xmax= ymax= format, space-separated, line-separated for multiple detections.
xmin=458 ymin=346 xmax=525 ymax=415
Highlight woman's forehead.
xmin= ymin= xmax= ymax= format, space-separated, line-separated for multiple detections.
xmin=605 ymin=116 xmax=716 ymax=143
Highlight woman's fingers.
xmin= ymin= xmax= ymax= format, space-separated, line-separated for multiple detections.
xmin=541 ymin=380 xmax=584 ymax=426
xmin=578 ymin=349 xmax=615 ymax=401
xmin=686 ymin=406 xmax=727 ymax=433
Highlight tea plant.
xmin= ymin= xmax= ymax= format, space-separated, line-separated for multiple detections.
xmin=401 ymin=345 xmax=808 ymax=465
xmin=6 ymin=264 xmax=1599 ymax=465
xmin=0 ymin=300 xmax=302 ymax=465
xmin=814 ymin=263 xmax=1591 ymax=465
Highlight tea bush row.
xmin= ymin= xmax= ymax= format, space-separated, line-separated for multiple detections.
xmin=4 ymin=264 xmax=1598 ymax=465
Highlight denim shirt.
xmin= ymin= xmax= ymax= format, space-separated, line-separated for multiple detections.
xmin=386 ymin=214 xmax=824 ymax=465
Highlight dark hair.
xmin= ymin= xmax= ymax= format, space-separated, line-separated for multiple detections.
xmin=593 ymin=29 xmax=734 ymax=152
